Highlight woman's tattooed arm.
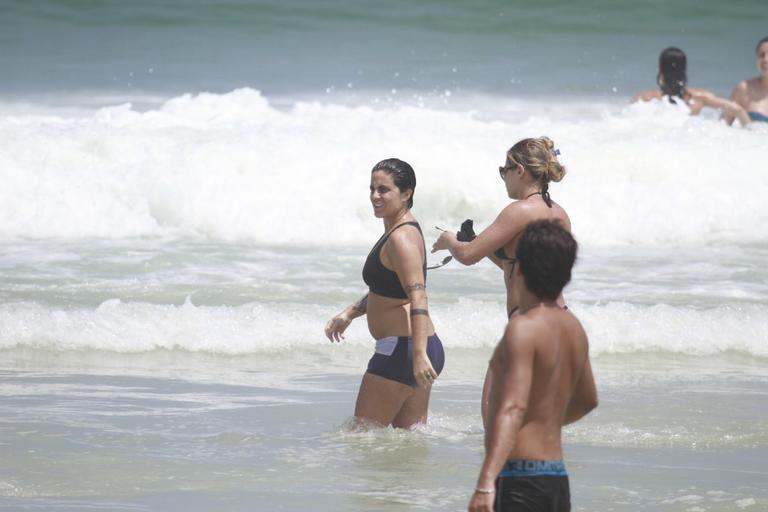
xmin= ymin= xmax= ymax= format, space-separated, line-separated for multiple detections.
xmin=351 ymin=293 xmax=368 ymax=315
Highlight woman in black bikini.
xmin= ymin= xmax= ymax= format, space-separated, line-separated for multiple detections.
xmin=432 ymin=136 xmax=570 ymax=318
xmin=324 ymin=158 xmax=444 ymax=429
xmin=432 ymin=136 xmax=570 ymax=427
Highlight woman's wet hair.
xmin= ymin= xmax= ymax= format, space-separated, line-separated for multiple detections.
xmin=515 ymin=219 xmax=577 ymax=301
xmin=507 ymin=136 xmax=566 ymax=207
xmin=371 ymin=158 xmax=416 ymax=208
xmin=757 ymin=36 xmax=768 ymax=53
xmin=657 ymin=47 xmax=687 ymax=101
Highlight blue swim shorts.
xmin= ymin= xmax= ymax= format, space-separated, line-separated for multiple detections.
xmin=366 ymin=334 xmax=445 ymax=387
xmin=495 ymin=459 xmax=570 ymax=512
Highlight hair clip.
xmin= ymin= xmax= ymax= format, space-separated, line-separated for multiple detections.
xmin=552 ymin=149 xmax=561 ymax=156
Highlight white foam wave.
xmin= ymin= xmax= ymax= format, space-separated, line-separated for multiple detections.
xmin=1 ymin=88 xmax=766 ymax=245
xmin=1 ymin=299 xmax=766 ymax=358
xmin=578 ymin=301 xmax=768 ymax=357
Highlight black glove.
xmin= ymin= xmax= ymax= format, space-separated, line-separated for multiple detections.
xmin=457 ymin=219 xmax=476 ymax=242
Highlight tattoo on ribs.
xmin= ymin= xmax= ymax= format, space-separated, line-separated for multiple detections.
xmin=410 ymin=308 xmax=429 ymax=317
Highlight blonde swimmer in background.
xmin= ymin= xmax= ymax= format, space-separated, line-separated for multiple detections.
xmin=325 ymin=158 xmax=444 ymax=429
xmin=468 ymin=220 xmax=597 ymax=512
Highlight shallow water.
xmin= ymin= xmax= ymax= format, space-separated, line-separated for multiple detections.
xmin=1 ymin=350 xmax=766 ymax=511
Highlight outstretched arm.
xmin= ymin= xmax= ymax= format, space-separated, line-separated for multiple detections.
xmin=692 ymin=88 xmax=750 ymax=126
xmin=707 ymin=97 xmax=750 ymax=126
xmin=432 ymin=205 xmax=529 ymax=266
xmin=324 ymin=293 xmax=368 ymax=342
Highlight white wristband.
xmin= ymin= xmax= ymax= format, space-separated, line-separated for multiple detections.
xmin=474 ymin=487 xmax=495 ymax=495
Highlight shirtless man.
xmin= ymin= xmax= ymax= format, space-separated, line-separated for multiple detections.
xmin=725 ymin=36 xmax=768 ymax=124
xmin=468 ymin=220 xmax=598 ymax=512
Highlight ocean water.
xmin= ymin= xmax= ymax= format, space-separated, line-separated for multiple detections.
xmin=2 ymin=1 xmax=768 ymax=511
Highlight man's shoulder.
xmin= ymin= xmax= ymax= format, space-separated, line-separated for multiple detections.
xmin=503 ymin=315 xmax=538 ymax=348
xmin=504 ymin=311 xmax=556 ymax=344
xmin=504 ymin=309 xmax=586 ymax=349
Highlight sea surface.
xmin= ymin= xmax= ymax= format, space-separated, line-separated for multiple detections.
xmin=1 ymin=1 xmax=767 ymax=511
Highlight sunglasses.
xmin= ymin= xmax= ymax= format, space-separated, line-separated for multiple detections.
xmin=498 ymin=165 xmax=515 ymax=180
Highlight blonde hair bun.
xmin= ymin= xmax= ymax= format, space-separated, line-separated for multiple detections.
xmin=508 ymin=136 xmax=567 ymax=184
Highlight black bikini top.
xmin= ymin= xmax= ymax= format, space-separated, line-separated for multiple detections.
xmin=362 ymin=222 xmax=426 ymax=299
xmin=494 ymin=247 xmax=516 ymax=262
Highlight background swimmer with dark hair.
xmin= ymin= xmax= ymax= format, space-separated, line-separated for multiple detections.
xmin=633 ymin=46 xmax=750 ymax=126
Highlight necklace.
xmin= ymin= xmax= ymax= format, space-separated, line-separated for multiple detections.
xmin=524 ymin=191 xmax=542 ymax=200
